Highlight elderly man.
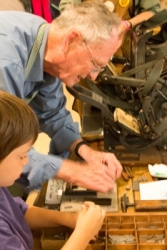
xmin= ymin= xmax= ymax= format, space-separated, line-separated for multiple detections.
xmin=0 ymin=2 xmax=123 ymax=192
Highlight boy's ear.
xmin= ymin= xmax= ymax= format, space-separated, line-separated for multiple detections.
xmin=63 ymin=31 xmax=82 ymax=52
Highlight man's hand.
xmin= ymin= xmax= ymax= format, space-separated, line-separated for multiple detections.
xmin=85 ymin=147 xmax=122 ymax=179
xmin=57 ymin=145 xmax=122 ymax=193
xmin=78 ymin=146 xmax=122 ymax=192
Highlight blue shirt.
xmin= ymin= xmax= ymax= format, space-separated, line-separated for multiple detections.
xmin=0 ymin=188 xmax=33 ymax=250
xmin=0 ymin=11 xmax=81 ymax=189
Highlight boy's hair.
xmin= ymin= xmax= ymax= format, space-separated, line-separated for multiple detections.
xmin=0 ymin=90 xmax=39 ymax=161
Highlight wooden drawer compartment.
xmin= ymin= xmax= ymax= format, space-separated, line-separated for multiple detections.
xmin=41 ymin=213 xmax=167 ymax=250
xmin=41 ymin=226 xmax=72 ymax=250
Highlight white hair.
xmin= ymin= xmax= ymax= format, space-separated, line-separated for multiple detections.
xmin=52 ymin=1 xmax=121 ymax=43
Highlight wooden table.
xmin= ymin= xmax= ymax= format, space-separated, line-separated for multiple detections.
xmin=32 ymin=141 xmax=165 ymax=249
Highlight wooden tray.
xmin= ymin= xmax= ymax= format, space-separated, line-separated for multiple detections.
xmin=41 ymin=213 xmax=167 ymax=250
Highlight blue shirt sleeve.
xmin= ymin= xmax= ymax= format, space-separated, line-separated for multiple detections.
xmin=135 ymin=0 xmax=160 ymax=15
xmin=29 ymin=73 xmax=81 ymax=155
xmin=0 ymin=63 xmax=65 ymax=188
xmin=23 ymin=148 xmax=63 ymax=190
xmin=0 ymin=13 xmax=82 ymax=189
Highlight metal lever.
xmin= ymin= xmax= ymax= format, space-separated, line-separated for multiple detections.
xmin=66 ymin=84 xmax=117 ymax=129
xmin=120 ymin=193 xmax=134 ymax=213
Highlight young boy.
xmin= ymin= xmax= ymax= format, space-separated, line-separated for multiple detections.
xmin=0 ymin=90 xmax=105 ymax=250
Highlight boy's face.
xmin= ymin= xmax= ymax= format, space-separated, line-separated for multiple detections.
xmin=0 ymin=141 xmax=32 ymax=187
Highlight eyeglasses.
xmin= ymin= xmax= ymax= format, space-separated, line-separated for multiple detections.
xmin=83 ymin=39 xmax=105 ymax=74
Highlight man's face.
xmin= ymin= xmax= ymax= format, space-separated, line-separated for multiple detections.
xmin=57 ymin=30 xmax=121 ymax=87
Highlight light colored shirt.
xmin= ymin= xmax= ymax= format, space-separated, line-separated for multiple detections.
xmin=134 ymin=0 xmax=160 ymax=15
xmin=0 ymin=11 xmax=81 ymax=190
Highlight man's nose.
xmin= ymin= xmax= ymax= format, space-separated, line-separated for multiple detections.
xmin=88 ymin=71 xmax=99 ymax=81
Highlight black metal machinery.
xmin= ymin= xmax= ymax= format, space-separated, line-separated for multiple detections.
xmin=67 ymin=9 xmax=167 ymax=152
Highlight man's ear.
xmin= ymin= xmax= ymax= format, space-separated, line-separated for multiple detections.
xmin=63 ymin=31 xmax=82 ymax=53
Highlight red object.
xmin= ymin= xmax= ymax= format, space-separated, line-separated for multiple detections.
xmin=31 ymin=0 xmax=52 ymax=23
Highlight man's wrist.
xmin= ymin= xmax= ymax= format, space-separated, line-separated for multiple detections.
xmin=74 ymin=140 xmax=89 ymax=159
